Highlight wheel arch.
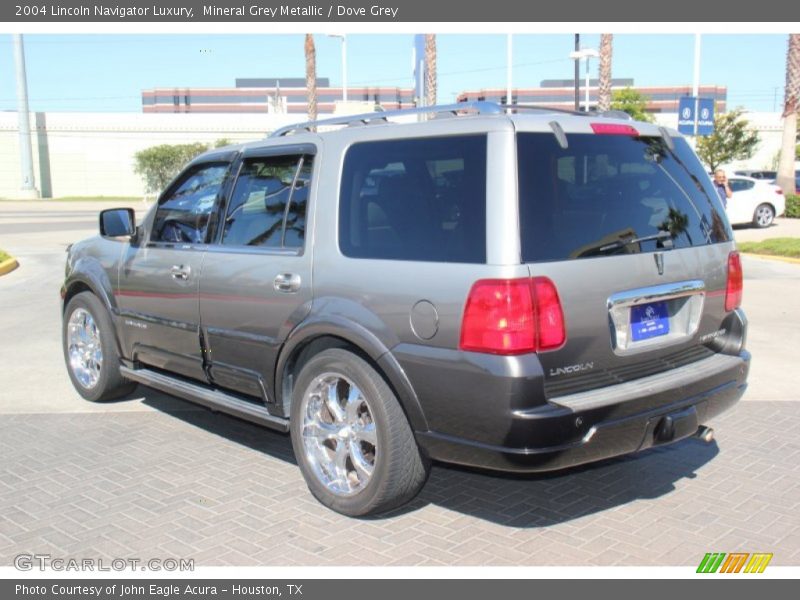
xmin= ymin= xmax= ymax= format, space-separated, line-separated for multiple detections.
xmin=62 ymin=269 xmax=124 ymax=358
xmin=275 ymin=318 xmax=429 ymax=433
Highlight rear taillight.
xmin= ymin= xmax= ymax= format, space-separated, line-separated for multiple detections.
xmin=590 ymin=123 xmax=639 ymax=136
xmin=725 ymin=251 xmax=743 ymax=312
xmin=775 ymin=188 xmax=784 ymax=195
xmin=459 ymin=277 xmax=565 ymax=355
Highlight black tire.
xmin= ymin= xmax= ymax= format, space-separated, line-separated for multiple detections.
xmin=290 ymin=348 xmax=430 ymax=517
xmin=753 ymin=203 xmax=775 ymax=228
xmin=62 ymin=292 xmax=137 ymax=402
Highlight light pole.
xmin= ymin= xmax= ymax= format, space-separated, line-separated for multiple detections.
xmin=13 ymin=34 xmax=39 ymax=199
xmin=328 ymin=34 xmax=347 ymax=103
xmin=569 ymin=48 xmax=599 ymax=112
xmin=506 ymin=34 xmax=512 ymax=109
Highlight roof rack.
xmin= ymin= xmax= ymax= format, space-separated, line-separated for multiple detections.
xmin=269 ymin=101 xmax=504 ymax=137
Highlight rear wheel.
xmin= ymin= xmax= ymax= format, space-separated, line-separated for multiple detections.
xmin=63 ymin=292 xmax=137 ymax=402
xmin=290 ymin=348 xmax=430 ymax=516
xmin=753 ymin=203 xmax=775 ymax=228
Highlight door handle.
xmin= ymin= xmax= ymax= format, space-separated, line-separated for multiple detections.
xmin=170 ymin=265 xmax=191 ymax=280
xmin=273 ymin=273 xmax=301 ymax=293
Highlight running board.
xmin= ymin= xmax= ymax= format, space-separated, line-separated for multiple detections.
xmin=120 ymin=367 xmax=290 ymax=432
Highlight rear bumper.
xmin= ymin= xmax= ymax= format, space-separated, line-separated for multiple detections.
xmin=407 ymin=349 xmax=749 ymax=473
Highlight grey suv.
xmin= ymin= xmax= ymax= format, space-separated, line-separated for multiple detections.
xmin=61 ymin=102 xmax=750 ymax=516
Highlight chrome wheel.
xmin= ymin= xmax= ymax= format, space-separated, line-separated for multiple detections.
xmin=755 ymin=205 xmax=774 ymax=227
xmin=300 ymin=373 xmax=377 ymax=496
xmin=66 ymin=308 xmax=103 ymax=389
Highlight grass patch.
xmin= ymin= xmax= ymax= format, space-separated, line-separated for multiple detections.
xmin=739 ymin=238 xmax=800 ymax=258
xmin=0 ymin=249 xmax=11 ymax=263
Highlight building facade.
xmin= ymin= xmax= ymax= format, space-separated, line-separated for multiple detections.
xmin=142 ymin=78 xmax=416 ymax=114
xmin=457 ymin=79 xmax=728 ymax=113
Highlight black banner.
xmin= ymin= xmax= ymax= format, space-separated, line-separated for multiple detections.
xmin=3 ymin=579 xmax=798 ymax=600
xmin=3 ymin=0 xmax=800 ymax=22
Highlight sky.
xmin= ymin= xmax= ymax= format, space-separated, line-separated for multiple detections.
xmin=0 ymin=33 xmax=789 ymax=113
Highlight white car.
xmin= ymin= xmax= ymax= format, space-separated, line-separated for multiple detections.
xmin=725 ymin=176 xmax=785 ymax=228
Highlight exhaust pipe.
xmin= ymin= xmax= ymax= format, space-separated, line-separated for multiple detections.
xmin=696 ymin=426 xmax=715 ymax=443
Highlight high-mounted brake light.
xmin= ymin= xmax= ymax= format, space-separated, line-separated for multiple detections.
xmin=725 ymin=251 xmax=743 ymax=312
xmin=590 ymin=123 xmax=639 ymax=136
xmin=459 ymin=277 xmax=566 ymax=355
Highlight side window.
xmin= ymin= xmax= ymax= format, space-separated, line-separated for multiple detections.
xmin=339 ymin=135 xmax=487 ymax=263
xmin=151 ymin=162 xmax=229 ymax=244
xmin=221 ymin=155 xmax=311 ymax=249
xmin=282 ymin=157 xmax=312 ymax=248
xmin=729 ymin=179 xmax=754 ymax=192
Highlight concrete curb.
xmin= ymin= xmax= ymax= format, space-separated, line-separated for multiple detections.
xmin=741 ymin=252 xmax=800 ymax=265
xmin=0 ymin=256 xmax=19 ymax=276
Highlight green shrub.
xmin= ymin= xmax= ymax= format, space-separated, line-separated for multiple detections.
xmin=785 ymin=194 xmax=800 ymax=219
xmin=133 ymin=138 xmax=233 ymax=194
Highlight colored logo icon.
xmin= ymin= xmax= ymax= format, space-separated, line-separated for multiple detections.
xmin=697 ymin=552 xmax=773 ymax=573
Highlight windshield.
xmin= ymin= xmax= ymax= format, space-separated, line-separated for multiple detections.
xmin=517 ymin=132 xmax=732 ymax=263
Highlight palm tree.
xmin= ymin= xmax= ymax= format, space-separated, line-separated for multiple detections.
xmin=424 ymin=34 xmax=437 ymax=107
xmin=597 ymin=34 xmax=613 ymax=112
xmin=304 ymin=34 xmax=317 ymax=123
xmin=777 ymin=34 xmax=799 ymax=195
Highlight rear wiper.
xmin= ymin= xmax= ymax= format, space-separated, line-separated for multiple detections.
xmin=598 ymin=230 xmax=674 ymax=253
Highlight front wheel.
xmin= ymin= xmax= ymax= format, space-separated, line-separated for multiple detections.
xmin=290 ymin=348 xmax=430 ymax=517
xmin=62 ymin=292 xmax=137 ymax=402
xmin=753 ymin=203 xmax=775 ymax=228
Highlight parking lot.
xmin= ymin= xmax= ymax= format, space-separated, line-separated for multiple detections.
xmin=1 ymin=202 xmax=799 ymax=566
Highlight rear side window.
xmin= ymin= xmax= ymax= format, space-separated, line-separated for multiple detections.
xmin=222 ymin=154 xmax=311 ymax=249
xmin=517 ymin=133 xmax=731 ymax=263
xmin=339 ymin=135 xmax=487 ymax=263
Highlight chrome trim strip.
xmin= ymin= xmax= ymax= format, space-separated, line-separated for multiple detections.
xmin=607 ymin=279 xmax=705 ymax=310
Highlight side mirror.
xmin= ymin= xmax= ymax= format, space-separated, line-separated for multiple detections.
xmin=99 ymin=208 xmax=136 ymax=239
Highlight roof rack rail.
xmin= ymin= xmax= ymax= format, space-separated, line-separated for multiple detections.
xmin=269 ymin=101 xmax=504 ymax=137
xmin=499 ymin=103 xmax=586 ymax=116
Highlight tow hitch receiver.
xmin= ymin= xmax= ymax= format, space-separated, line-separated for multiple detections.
xmin=642 ymin=405 xmax=700 ymax=449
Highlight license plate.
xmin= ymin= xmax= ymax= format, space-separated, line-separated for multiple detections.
xmin=631 ymin=301 xmax=670 ymax=342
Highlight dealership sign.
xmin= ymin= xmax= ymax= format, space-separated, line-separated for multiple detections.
xmin=678 ymin=96 xmax=715 ymax=136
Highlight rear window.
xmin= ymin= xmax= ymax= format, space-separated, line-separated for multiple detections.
xmin=339 ymin=135 xmax=487 ymax=263
xmin=517 ymin=132 xmax=731 ymax=263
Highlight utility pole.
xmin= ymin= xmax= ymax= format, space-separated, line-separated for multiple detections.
xmin=506 ymin=34 xmax=512 ymax=110
xmin=574 ymin=34 xmax=580 ymax=111
xmin=692 ymin=33 xmax=701 ymax=138
xmin=13 ymin=34 xmax=39 ymax=199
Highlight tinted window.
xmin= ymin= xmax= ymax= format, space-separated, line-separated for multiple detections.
xmin=729 ymin=179 xmax=755 ymax=192
xmin=517 ymin=133 xmax=731 ymax=263
xmin=339 ymin=135 xmax=487 ymax=263
xmin=152 ymin=162 xmax=229 ymax=244
xmin=222 ymin=155 xmax=310 ymax=248
xmin=283 ymin=157 xmax=311 ymax=248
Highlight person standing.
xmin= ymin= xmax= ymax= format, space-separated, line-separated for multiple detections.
xmin=713 ymin=169 xmax=733 ymax=208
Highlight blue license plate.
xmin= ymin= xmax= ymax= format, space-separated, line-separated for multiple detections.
xmin=631 ymin=301 xmax=670 ymax=342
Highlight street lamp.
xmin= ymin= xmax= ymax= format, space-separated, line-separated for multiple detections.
xmin=328 ymin=34 xmax=347 ymax=103
xmin=569 ymin=48 xmax=599 ymax=112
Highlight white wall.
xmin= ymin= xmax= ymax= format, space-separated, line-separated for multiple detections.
xmin=0 ymin=112 xmax=298 ymax=198
xmin=1 ymin=109 xmax=796 ymax=198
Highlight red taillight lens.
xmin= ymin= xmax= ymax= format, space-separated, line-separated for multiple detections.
xmin=459 ymin=277 xmax=565 ymax=355
xmin=725 ymin=251 xmax=743 ymax=312
xmin=590 ymin=123 xmax=639 ymax=136
xmin=531 ymin=277 xmax=566 ymax=350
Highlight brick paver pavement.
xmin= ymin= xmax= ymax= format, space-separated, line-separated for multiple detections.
xmin=1 ymin=400 xmax=798 ymax=566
